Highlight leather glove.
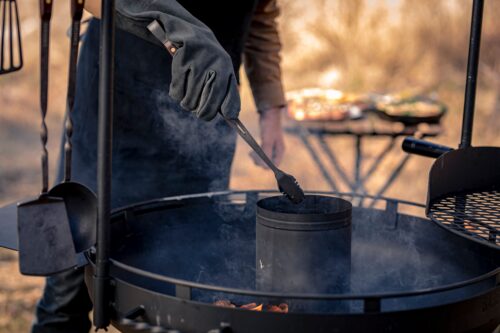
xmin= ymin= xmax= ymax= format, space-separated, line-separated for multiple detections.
xmin=115 ymin=0 xmax=240 ymax=120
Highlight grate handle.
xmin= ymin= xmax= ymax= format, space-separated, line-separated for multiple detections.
xmin=402 ymin=137 xmax=452 ymax=159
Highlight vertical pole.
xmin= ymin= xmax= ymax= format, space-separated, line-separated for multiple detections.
xmin=94 ymin=0 xmax=114 ymax=329
xmin=354 ymin=136 xmax=362 ymax=190
xmin=354 ymin=135 xmax=362 ymax=206
xmin=460 ymin=0 xmax=484 ymax=149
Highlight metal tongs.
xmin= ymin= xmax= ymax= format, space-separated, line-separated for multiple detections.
xmin=146 ymin=20 xmax=305 ymax=204
xmin=224 ymin=118 xmax=305 ymax=204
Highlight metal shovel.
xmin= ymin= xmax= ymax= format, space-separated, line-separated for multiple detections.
xmin=49 ymin=0 xmax=97 ymax=254
xmin=0 ymin=0 xmax=23 ymax=75
xmin=17 ymin=0 xmax=77 ymax=276
xmin=146 ymin=20 xmax=305 ymax=204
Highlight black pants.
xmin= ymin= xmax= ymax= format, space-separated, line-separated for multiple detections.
xmin=32 ymin=19 xmax=236 ymax=333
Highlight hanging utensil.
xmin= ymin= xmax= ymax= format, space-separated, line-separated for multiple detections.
xmin=0 ymin=0 xmax=23 ymax=74
xmin=17 ymin=0 xmax=77 ymax=276
xmin=146 ymin=20 xmax=305 ymax=204
xmin=402 ymin=0 xmax=500 ymax=249
xmin=49 ymin=0 xmax=97 ymax=253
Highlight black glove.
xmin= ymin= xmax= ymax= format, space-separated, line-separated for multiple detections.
xmin=115 ymin=0 xmax=240 ymax=120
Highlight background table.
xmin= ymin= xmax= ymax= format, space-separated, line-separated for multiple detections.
xmin=285 ymin=112 xmax=443 ymax=206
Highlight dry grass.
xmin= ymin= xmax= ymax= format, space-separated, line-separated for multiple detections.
xmin=1 ymin=0 xmax=499 ymax=332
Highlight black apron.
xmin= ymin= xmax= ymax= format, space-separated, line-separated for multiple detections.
xmin=63 ymin=0 xmax=259 ymax=209
xmin=35 ymin=4 xmax=262 ymax=333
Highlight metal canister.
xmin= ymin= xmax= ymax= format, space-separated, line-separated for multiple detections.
xmin=256 ymin=195 xmax=352 ymax=312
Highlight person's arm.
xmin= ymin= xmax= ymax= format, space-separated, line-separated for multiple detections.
xmin=244 ymin=0 xmax=286 ymax=112
xmin=244 ymin=0 xmax=287 ymax=167
xmin=84 ymin=0 xmax=100 ymax=17
xmin=84 ymin=0 xmax=240 ymax=121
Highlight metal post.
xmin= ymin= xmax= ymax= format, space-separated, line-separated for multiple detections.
xmin=317 ymin=134 xmax=358 ymax=192
xmin=94 ymin=0 xmax=115 ymax=329
xmin=354 ymin=135 xmax=362 ymax=190
xmin=460 ymin=0 xmax=484 ymax=149
xmin=297 ymin=127 xmax=338 ymax=191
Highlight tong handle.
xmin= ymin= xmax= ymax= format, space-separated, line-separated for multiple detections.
xmin=147 ymin=20 xmax=178 ymax=56
xmin=402 ymin=137 xmax=453 ymax=159
xmin=223 ymin=115 xmax=280 ymax=174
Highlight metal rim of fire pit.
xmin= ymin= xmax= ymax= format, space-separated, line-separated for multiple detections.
xmin=256 ymin=195 xmax=352 ymax=230
xmin=103 ymin=251 xmax=500 ymax=302
xmin=98 ymin=190 xmax=500 ymax=305
xmin=82 ymin=190 xmax=500 ymax=332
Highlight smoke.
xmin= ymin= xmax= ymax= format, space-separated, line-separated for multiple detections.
xmin=348 ymin=207 xmax=486 ymax=311
xmin=152 ymin=89 xmax=237 ymax=193
xmin=351 ymin=209 xmax=440 ymax=294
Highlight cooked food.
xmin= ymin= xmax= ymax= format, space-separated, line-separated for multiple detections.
xmin=376 ymin=99 xmax=444 ymax=118
xmin=286 ymin=88 xmax=354 ymax=121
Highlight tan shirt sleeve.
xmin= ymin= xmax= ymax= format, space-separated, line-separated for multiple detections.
xmin=244 ymin=0 xmax=286 ymax=112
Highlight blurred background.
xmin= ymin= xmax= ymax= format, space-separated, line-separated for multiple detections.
xmin=0 ymin=0 xmax=499 ymax=331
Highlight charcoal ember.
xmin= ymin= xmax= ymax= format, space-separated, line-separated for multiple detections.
xmin=240 ymin=303 xmax=263 ymax=311
xmin=266 ymin=303 xmax=289 ymax=313
xmin=213 ymin=300 xmax=236 ymax=308
xmin=214 ymin=300 xmax=286 ymax=312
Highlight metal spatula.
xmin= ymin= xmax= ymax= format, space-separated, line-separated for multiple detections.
xmin=0 ymin=0 xmax=23 ymax=75
xmin=17 ymin=0 xmax=77 ymax=276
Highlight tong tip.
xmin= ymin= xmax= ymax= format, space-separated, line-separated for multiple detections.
xmin=277 ymin=172 xmax=305 ymax=204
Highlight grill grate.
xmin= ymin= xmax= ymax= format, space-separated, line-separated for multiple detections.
xmin=428 ymin=190 xmax=500 ymax=247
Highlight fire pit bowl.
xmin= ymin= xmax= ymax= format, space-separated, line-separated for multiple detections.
xmin=84 ymin=191 xmax=500 ymax=333
xmin=256 ymin=195 xmax=352 ymax=312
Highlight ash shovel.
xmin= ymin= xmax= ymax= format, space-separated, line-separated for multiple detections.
xmin=49 ymin=0 xmax=97 ymax=254
xmin=17 ymin=0 xmax=77 ymax=276
xmin=403 ymin=0 xmax=500 ymax=249
xmin=147 ymin=20 xmax=305 ymax=204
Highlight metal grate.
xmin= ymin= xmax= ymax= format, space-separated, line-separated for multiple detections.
xmin=429 ymin=190 xmax=500 ymax=247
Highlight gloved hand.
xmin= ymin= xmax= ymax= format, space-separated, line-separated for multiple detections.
xmin=115 ymin=0 xmax=240 ymax=120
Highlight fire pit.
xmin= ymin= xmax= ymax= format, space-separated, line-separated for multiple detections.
xmin=84 ymin=191 xmax=500 ymax=333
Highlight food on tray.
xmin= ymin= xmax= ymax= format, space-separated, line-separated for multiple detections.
xmin=376 ymin=97 xmax=445 ymax=118
xmin=286 ymin=88 xmax=360 ymax=121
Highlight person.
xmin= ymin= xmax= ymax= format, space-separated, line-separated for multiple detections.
xmin=31 ymin=0 xmax=287 ymax=332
